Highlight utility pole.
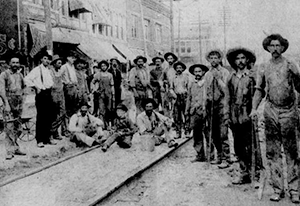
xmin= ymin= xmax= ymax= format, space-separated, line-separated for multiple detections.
xmin=43 ymin=0 xmax=53 ymax=53
xmin=17 ymin=0 xmax=21 ymax=51
xmin=170 ymin=0 xmax=174 ymax=52
xmin=177 ymin=8 xmax=181 ymax=59
xmin=139 ymin=0 xmax=147 ymax=57
xmin=198 ymin=8 xmax=202 ymax=63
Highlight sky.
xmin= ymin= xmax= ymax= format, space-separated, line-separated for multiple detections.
xmin=172 ymin=0 xmax=300 ymax=63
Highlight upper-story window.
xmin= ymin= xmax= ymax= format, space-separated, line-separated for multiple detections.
xmin=144 ymin=19 xmax=150 ymax=40
xmin=181 ymin=41 xmax=185 ymax=53
xmin=33 ymin=0 xmax=42 ymax=4
xmin=186 ymin=41 xmax=191 ymax=53
xmin=61 ymin=0 xmax=66 ymax=16
xmin=155 ymin=23 xmax=162 ymax=43
xmin=98 ymin=24 xmax=104 ymax=35
xmin=131 ymin=14 xmax=138 ymax=38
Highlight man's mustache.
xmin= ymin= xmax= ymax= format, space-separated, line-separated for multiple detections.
xmin=272 ymin=51 xmax=279 ymax=55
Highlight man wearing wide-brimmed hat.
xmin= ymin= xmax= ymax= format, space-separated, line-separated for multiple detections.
xmin=49 ymin=54 xmax=67 ymax=141
xmin=169 ymin=61 xmax=190 ymax=138
xmin=203 ymin=49 xmax=231 ymax=169
xmin=25 ymin=51 xmax=56 ymax=148
xmin=109 ymin=57 xmax=122 ymax=105
xmin=224 ymin=47 xmax=262 ymax=185
xmin=250 ymin=34 xmax=300 ymax=203
xmin=185 ymin=64 xmax=214 ymax=163
xmin=74 ymin=58 xmax=89 ymax=113
xmin=129 ymin=55 xmax=151 ymax=114
xmin=162 ymin=52 xmax=178 ymax=117
xmin=136 ymin=98 xmax=178 ymax=148
xmin=150 ymin=56 xmax=165 ymax=109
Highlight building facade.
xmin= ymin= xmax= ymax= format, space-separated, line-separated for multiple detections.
xmin=126 ymin=0 xmax=171 ymax=59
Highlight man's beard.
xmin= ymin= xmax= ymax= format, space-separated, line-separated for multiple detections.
xmin=168 ymin=61 xmax=173 ymax=65
xmin=138 ymin=64 xmax=143 ymax=68
xmin=237 ymin=63 xmax=246 ymax=69
xmin=112 ymin=64 xmax=117 ymax=68
xmin=195 ymin=75 xmax=201 ymax=80
xmin=145 ymin=110 xmax=152 ymax=116
xmin=11 ymin=66 xmax=19 ymax=71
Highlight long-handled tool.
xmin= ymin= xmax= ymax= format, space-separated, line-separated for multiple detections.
xmin=207 ymin=77 xmax=215 ymax=167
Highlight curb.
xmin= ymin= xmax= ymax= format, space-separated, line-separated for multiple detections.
xmin=0 ymin=145 xmax=101 ymax=187
xmin=88 ymin=137 xmax=192 ymax=206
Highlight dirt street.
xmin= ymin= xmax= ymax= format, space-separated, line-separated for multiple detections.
xmin=100 ymin=140 xmax=295 ymax=206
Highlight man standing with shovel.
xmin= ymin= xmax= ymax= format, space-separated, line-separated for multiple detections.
xmin=250 ymin=34 xmax=300 ymax=203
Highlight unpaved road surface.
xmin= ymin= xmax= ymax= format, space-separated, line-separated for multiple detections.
xmin=99 ymin=140 xmax=295 ymax=206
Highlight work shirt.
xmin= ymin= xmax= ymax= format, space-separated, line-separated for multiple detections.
xmin=61 ymin=62 xmax=78 ymax=84
xmin=69 ymin=112 xmax=103 ymax=133
xmin=255 ymin=57 xmax=300 ymax=108
xmin=92 ymin=71 xmax=114 ymax=95
xmin=0 ymin=69 xmax=24 ymax=97
xmin=186 ymin=78 xmax=206 ymax=115
xmin=50 ymin=67 xmax=64 ymax=92
xmin=225 ymin=69 xmax=254 ymax=124
xmin=136 ymin=111 xmax=172 ymax=134
xmin=129 ymin=66 xmax=150 ymax=91
xmin=114 ymin=116 xmax=137 ymax=135
xmin=204 ymin=65 xmax=229 ymax=103
xmin=170 ymin=72 xmax=190 ymax=94
xmin=76 ymin=70 xmax=89 ymax=93
xmin=24 ymin=64 xmax=54 ymax=90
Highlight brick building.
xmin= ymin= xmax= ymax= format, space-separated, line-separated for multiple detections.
xmin=126 ymin=0 xmax=171 ymax=59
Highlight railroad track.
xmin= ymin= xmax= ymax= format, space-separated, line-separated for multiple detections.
xmin=89 ymin=137 xmax=192 ymax=206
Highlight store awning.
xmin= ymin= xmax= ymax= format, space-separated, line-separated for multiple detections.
xmin=78 ymin=36 xmax=126 ymax=62
xmin=69 ymin=0 xmax=92 ymax=13
xmin=112 ymin=44 xmax=136 ymax=61
xmin=28 ymin=23 xmax=81 ymax=57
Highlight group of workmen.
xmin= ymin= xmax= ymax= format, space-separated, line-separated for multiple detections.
xmin=1 ymin=33 xmax=300 ymax=203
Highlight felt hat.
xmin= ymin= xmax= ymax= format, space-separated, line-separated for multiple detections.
xmin=142 ymin=98 xmax=158 ymax=109
xmin=74 ymin=58 xmax=87 ymax=66
xmin=226 ymin=47 xmax=256 ymax=68
xmin=262 ymin=33 xmax=289 ymax=53
xmin=116 ymin=103 xmax=128 ymax=112
xmin=98 ymin=60 xmax=110 ymax=68
xmin=205 ymin=49 xmax=224 ymax=61
xmin=40 ymin=51 xmax=52 ymax=60
xmin=51 ymin=54 xmax=63 ymax=65
xmin=173 ymin=61 xmax=187 ymax=70
xmin=110 ymin=57 xmax=121 ymax=65
xmin=164 ymin=52 xmax=178 ymax=62
xmin=189 ymin=64 xmax=209 ymax=75
xmin=152 ymin=56 xmax=164 ymax=63
xmin=133 ymin=55 xmax=147 ymax=64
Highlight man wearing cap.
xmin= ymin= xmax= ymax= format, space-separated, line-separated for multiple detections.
xmin=61 ymin=52 xmax=78 ymax=130
xmin=101 ymin=103 xmax=137 ymax=152
xmin=137 ymin=98 xmax=178 ymax=148
xmin=69 ymin=102 xmax=105 ymax=147
xmin=185 ymin=64 xmax=213 ymax=162
xmin=204 ymin=49 xmax=231 ymax=169
xmin=25 ymin=51 xmax=56 ymax=148
xmin=170 ymin=61 xmax=190 ymax=138
xmin=150 ymin=56 xmax=165 ymax=110
xmin=225 ymin=47 xmax=260 ymax=184
xmin=0 ymin=56 xmax=26 ymax=159
xmin=109 ymin=58 xmax=122 ymax=106
xmin=49 ymin=55 xmax=66 ymax=140
xmin=250 ymin=34 xmax=300 ymax=203
xmin=129 ymin=55 xmax=151 ymax=114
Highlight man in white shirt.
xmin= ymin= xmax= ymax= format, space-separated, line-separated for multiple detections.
xmin=24 ymin=51 xmax=56 ymax=148
xmin=137 ymin=98 xmax=178 ymax=148
xmin=69 ymin=102 xmax=105 ymax=147
xmin=61 ymin=52 xmax=78 ymax=128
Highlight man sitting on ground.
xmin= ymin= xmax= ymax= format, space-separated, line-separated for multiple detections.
xmin=101 ymin=103 xmax=137 ymax=152
xmin=137 ymin=98 xmax=178 ymax=148
xmin=69 ymin=102 xmax=105 ymax=147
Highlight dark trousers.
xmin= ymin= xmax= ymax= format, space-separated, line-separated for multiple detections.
xmin=35 ymin=89 xmax=54 ymax=144
xmin=208 ymin=103 xmax=230 ymax=161
xmin=50 ymin=89 xmax=66 ymax=137
xmin=104 ymin=133 xmax=132 ymax=148
xmin=192 ymin=113 xmax=214 ymax=159
xmin=231 ymin=122 xmax=252 ymax=177
xmin=173 ymin=93 xmax=187 ymax=131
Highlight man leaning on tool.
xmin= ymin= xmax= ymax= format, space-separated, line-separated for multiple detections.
xmin=204 ymin=49 xmax=231 ymax=169
xmin=250 ymin=34 xmax=300 ymax=203
xmin=0 ymin=56 xmax=26 ymax=159
xmin=225 ymin=47 xmax=257 ymax=184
